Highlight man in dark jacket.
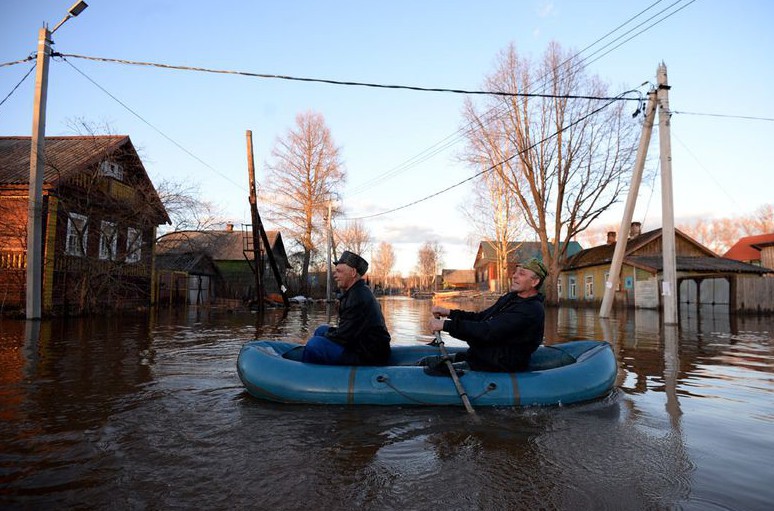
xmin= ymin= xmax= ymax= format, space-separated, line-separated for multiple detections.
xmin=428 ymin=258 xmax=547 ymax=372
xmin=302 ymin=251 xmax=391 ymax=365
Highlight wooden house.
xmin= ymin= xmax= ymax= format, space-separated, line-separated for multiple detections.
xmin=155 ymin=225 xmax=290 ymax=305
xmin=723 ymin=233 xmax=774 ymax=269
xmin=560 ymin=226 xmax=772 ymax=312
xmin=0 ymin=135 xmax=169 ymax=315
xmin=473 ymin=240 xmax=583 ymax=292
xmin=440 ymin=269 xmax=476 ymax=290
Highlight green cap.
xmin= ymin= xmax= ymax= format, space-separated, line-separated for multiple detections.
xmin=519 ymin=258 xmax=548 ymax=281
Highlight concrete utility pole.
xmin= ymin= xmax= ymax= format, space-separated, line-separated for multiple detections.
xmin=657 ymin=63 xmax=679 ymax=325
xmin=25 ymin=26 xmax=52 ymax=320
xmin=599 ymin=90 xmax=658 ymax=318
xmin=25 ymin=1 xmax=89 ymax=320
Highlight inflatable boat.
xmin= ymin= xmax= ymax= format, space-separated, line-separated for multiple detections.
xmin=237 ymin=340 xmax=617 ymax=407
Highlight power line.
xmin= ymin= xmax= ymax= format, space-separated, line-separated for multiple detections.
xmin=60 ymin=56 xmax=247 ymax=192
xmin=0 ymin=55 xmax=35 ymax=68
xmin=0 ymin=62 xmax=36 ymax=109
xmin=56 ymin=52 xmax=639 ymax=103
xmin=348 ymin=90 xmax=635 ymax=220
xmin=673 ymin=111 xmax=774 ymax=122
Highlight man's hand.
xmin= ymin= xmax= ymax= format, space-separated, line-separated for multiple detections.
xmin=429 ymin=317 xmax=446 ymax=333
xmin=431 ymin=306 xmax=450 ymax=318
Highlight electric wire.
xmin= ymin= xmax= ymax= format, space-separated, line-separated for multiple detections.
xmin=56 ymin=52 xmax=640 ymax=102
xmin=673 ymin=111 xmax=774 ymax=122
xmin=61 ymin=56 xmax=246 ymax=192
xmin=349 ymin=90 xmax=635 ymax=220
xmin=0 ymin=56 xmax=35 ymax=68
xmin=0 ymin=62 xmax=36 ymax=109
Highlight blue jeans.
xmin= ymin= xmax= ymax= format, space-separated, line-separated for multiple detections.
xmin=302 ymin=325 xmax=360 ymax=365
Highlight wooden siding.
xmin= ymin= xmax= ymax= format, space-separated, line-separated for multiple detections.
xmin=734 ymin=276 xmax=774 ymax=313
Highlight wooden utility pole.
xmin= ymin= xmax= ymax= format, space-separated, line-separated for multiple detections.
xmin=657 ymin=63 xmax=678 ymax=325
xmin=244 ymin=130 xmax=290 ymax=309
xmin=246 ymin=130 xmax=264 ymax=311
xmin=600 ymin=90 xmax=658 ymax=317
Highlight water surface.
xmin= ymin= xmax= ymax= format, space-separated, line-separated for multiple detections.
xmin=1 ymin=298 xmax=772 ymax=510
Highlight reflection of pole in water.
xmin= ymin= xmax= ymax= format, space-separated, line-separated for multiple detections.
xmin=23 ymin=320 xmax=41 ymax=378
xmin=663 ymin=324 xmax=682 ymax=427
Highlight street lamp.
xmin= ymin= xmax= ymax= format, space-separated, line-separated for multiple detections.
xmin=26 ymin=1 xmax=88 ymax=319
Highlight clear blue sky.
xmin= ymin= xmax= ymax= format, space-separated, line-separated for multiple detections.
xmin=2 ymin=1 xmax=773 ymax=274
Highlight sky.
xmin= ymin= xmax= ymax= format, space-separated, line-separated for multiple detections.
xmin=2 ymin=0 xmax=773 ymax=275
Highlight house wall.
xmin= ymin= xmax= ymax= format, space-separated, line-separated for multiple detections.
xmin=760 ymin=246 xmax=774 ymax=270
xmin=734 ymin=275 xmax=774 ymax=313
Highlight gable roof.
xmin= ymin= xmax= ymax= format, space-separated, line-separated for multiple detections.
xmin=0 ymin=135 xmax=170 ymax=224
xmin=441 ymin=269 xmax=476 ymax=285
xmin=475 ymin=240 xmax=583 ymax=266
xmin=723 ymin=233 xmax=774 ymax=261
xmin=156 ymin=229 xmax=288 ymax=265
xmin=564 ymin=228 xmax=770 ymax=275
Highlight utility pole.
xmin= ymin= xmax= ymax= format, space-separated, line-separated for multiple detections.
xmin=600 ymin=63 xmax=678 ymax=324
xmin=657 ymin=63 xmax=678 ymax=325
xmin=25 ymin=26 xmax=52 ymax=320
xmin=246 ymin=130 xmax=264 ymax=312
xmin=325 ymin=201 xmax=333 ymax=302
xmin=24 ymin=1 xmax=89 ymax=320
xmin=600 ymin=90 xmax=657 ymax=317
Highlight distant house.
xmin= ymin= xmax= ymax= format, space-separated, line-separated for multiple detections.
xmin=440 ymin=269 xmax=476 ymax=290
xmin=724 ymin=233 xmax=774 ymax=270
xmin=473 ymin=240 xmax=583 ymax=292
xmin=561 ymin=225 xmax=772 ymax=312
xmin=0 ymin=135 xmax=170 ymax=315
xmin=155 ymin=225 xmax=290 ymax=305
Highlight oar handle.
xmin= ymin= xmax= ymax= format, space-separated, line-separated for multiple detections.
xmin=434 ymin=331 xmax=476 ymax=415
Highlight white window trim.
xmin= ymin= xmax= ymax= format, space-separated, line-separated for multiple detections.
xmin=65 ymin=213 xmax=88 ymax=257
xmin=99 ymin=220 xmax=118 ymax=260
xmin=585 ymin=275 xmax=594 ymax=298
xmin=568 ymin=276 xmax=577 ymax=299
xmin=99 ymin=160 xmax=124 ymax=180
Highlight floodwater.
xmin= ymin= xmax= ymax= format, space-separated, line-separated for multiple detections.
xmin=1 ymin=297 xmax=772 ymax=510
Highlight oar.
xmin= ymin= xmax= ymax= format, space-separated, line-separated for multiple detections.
xmin=434 ymin=331 xmax=476 ymax=415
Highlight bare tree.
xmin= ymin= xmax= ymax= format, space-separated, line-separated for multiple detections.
xmin=460 ymin=164 xmax=527 ymax=292
xmin=415 ymin=241 xmax=444 ymax=291
xmin=335 ymin=219 xmax=372 ymax=256
xmin=155 ymin=179 xmax=224 ymax=236
xmin=462 ymin=42 xmax=639 ymax=303
xmin=745 ymin=203 xmax=774 ymax=235
xmin=263 ymin=111 xmax=345 ymax=293
xmin=370 ymin=241 xmax=396 ymax=290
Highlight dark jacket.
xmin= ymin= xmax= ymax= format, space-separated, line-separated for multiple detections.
xmin=444 ymin=292 xmax=545 ymax=372
xmin=325 ymin=279 xmax=391 ymax=365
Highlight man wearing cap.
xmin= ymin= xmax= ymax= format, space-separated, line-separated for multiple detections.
xmin=427 ymin=258 xmax=548 ymax=372
xmin=302 ymin=251 xmax=391 ymax=365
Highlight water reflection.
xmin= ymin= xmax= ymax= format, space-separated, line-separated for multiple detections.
xmin=0 ymin=298 xmax=772 ymax=510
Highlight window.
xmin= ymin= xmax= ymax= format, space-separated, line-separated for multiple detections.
xmin=568 ymin=276 xmax=577 ymax=299
xmin=557 ymin=278 xmax=563 ymax=298
xmin=126 ymin=227 xmax=142 ymax=263
xmin=99 ymin=221 xmax=118 ymax=260
xmin=99 ymin=160 xmax=124 ymax=180
xmin=65 ymin=213 xmax=88 ymax=256
xmin=585 ymin=275 xmax=594 ymax=298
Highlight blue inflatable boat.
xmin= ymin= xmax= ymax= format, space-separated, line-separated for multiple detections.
xmin=237 ymin=340 xmax=617 ymax=407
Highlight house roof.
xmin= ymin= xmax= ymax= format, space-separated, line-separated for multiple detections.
xmin=156 ymin=229 xmax=288 ymax=265
xmin=441 ymin=269 xmax=476 ymax=284
xmin=155 ymin=252 xmax=219 ymax=276
xmin=475 ymin=240 xmax=583 ymax=266
xmin=723 ymin=233 xmax=774 ymax=261
xmin=563 ymin=227 xmax=771 ymax=275
xmin=0 ymin=135 xmax=170 ymax=224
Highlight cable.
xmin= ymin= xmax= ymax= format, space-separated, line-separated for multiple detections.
xmin=0 ymin=55 xmax=35 ymax=68
xmin=60 ymin=56 xmax=247 ymax=193
xmin=349 ymin=90 xmax=635 ymax=220
xmin=57 ymin=52 xmax=639 ymax=103
xmin=673 ymin=111 xmax=774 ymax=122
xmin=0 ymin=62 xmax=36 ymax=109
